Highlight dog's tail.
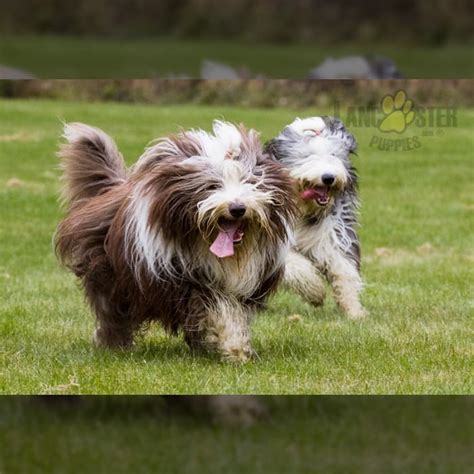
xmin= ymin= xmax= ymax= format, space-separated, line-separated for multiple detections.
xmin=58 ymin=122 xmax=128 ymax=207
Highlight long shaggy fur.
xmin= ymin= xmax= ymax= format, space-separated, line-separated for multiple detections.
xmin=55 ymin=121 xmax=296 ymax=361
xmin=266 ymin=116 xmax=367 ymax=319
xmin=59 ymin=123 xmax=128 ymax=205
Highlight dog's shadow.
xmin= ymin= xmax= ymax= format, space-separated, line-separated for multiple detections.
xmin=97 ymin=336 xmax=224 ymax=364
xmin=133 ymin=336 xmax=315 ymax=365
xmin=87 ymin=336 xmax=315 ymax=366
xmin=82 ymin=311 xmax=339 ymax=364
xmin=65 ymin=306 xmax=343 ymax=365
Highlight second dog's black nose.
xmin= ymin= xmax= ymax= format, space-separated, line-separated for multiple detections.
xmin=322 ymin=174 xmax=336 ymax=185
xmin=229 ymin=202 xmax=246 ymax=218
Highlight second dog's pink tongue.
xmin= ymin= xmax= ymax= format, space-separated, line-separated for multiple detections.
xmin=210 ymin=222 xmax=240 ymax=258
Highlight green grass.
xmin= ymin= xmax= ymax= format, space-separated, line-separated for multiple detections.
xmin=0 ymin=98 xmax=473 ymax=394
xmin=1 ymin=35 xmax=473 ymax=78
xmin=0 ymin=396 xmax=472 ymax=474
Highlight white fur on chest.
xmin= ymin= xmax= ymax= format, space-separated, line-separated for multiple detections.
xmin=295 ymin=218 xmax=334 ymax=266
xmin=203 ymin=241 xmax=287 ymax=299
xmin=294 ymin=213 xmax=352 ymax=270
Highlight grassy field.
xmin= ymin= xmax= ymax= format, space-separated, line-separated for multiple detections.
xmin=0 ymin=35 xmax=473 ymax=78
xmin=0 ymin=98 xmax=473 ymax=394
xmin=0 ymin=396 xmax=472 ymax=474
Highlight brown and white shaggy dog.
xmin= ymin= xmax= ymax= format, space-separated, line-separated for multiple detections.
xmin=55 ymin=121 xmax=296 ymax=362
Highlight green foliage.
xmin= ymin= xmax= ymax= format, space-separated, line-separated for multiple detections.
xmin=1 ymin=0 xmax=473 ymax=44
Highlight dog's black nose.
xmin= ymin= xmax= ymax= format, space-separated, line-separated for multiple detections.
xmin=229 ymin=202 xmax=246 ymax=218
xmin=322 ymin=174 xmax=336 ymax=185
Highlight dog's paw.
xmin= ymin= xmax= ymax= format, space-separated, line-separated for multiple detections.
xmin=221 ymin=345 xmax=255 ymax=363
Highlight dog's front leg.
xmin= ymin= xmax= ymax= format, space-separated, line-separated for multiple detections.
xmin=284 ymin=249 xmax=326 ymax=306
xmin=203 ymin=296 xmax=254 ymax=363
xmin=325 ymin=250 xmax=367 ymax=320
xmin=184 ymin=293 xmax=254 ymax=362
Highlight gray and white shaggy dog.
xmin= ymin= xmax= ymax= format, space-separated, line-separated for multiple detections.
xmin=266 ymin=116 xmax=367 ymax=319
xmin=55 ymin=121 xmax=297 ymax=362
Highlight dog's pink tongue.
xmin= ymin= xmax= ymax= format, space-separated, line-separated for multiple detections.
xmin=301 ymin=187 xmax=329 ymax=201
xmin=210 ymin=222 xmax=240 ymax=258
xmin=301 ymin=188 xmax=319 ymax=200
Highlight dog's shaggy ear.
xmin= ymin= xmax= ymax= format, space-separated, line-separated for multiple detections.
xmin=322 ymin=116 xmax=358 ymax=154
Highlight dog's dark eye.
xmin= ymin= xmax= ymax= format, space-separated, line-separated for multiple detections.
xmin=207 ymin=183 xmax=219 ymax=191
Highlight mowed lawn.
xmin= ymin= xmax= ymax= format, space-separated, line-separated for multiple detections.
xmin=0 ymin=98 xmax=472 ymax=394
xmin=1 ymin=35 xmax=473 ymax=78
xmin=0 ymin=396 xmax=472 ymax=474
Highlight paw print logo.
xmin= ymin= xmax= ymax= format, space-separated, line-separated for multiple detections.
xmin=379 ymin=90 xmax=415 ymax=134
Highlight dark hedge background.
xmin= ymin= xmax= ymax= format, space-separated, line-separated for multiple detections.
xmin=1 ymin=79 xmax=472 ymax=107
xmin=1 ymin=0 xmax=472 ymax=45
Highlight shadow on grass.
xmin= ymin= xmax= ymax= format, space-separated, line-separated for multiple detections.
xmin=58 ymin=324 xmax=317 ymax=365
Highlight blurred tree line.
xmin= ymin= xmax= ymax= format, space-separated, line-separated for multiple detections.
xmin=1 ymin=0 xmax=472 ymax=45
xmin=1 ymin=80 xmax=472 ymax=107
